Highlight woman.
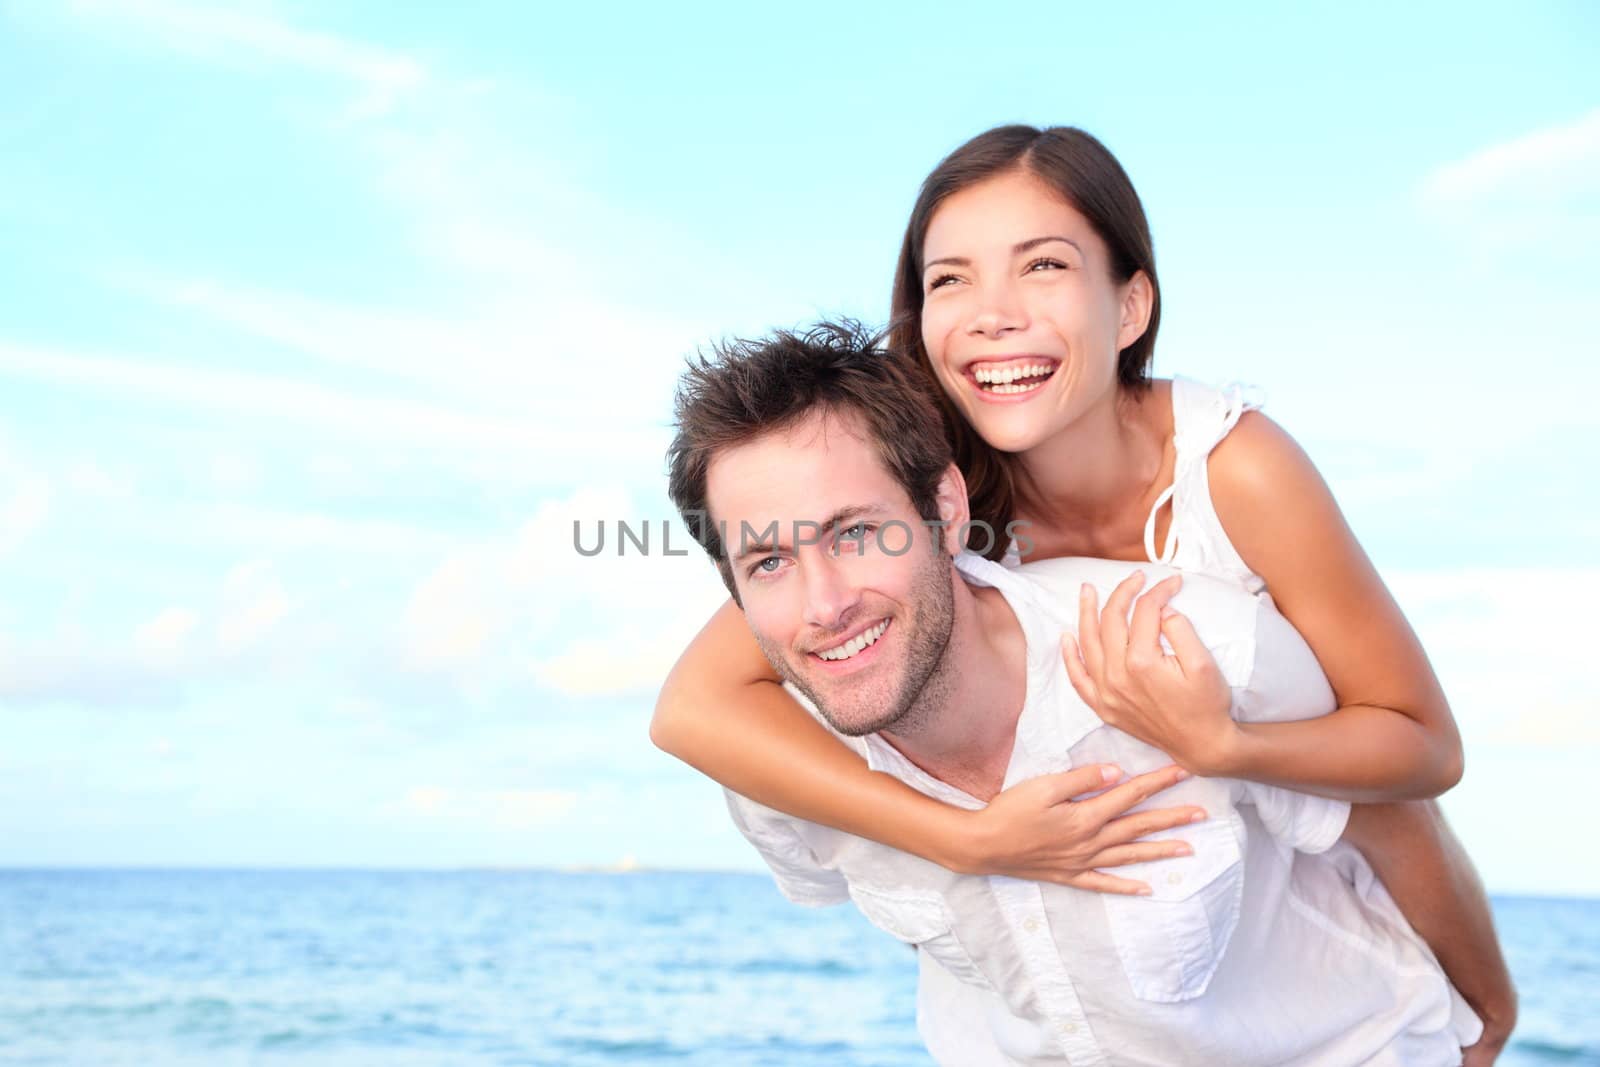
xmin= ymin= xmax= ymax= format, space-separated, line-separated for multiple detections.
xmin=653 ymin=125 xmax=1462 ymax=883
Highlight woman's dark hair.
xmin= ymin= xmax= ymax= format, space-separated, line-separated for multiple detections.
xmin=889 ymin=125 xmax=1161 ymax=559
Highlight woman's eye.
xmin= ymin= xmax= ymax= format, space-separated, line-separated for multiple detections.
xmin=926 ymin=273 xmax=959 ymax=291
xmin=1026 ymin=257 xmax=1067 ymax=273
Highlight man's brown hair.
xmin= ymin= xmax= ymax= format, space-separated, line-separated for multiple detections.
xmin=667 ymin=319 xmax=953 ymax=599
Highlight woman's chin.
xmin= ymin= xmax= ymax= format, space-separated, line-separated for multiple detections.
xmin=970 ymin=419 xmax=1051 ymax=455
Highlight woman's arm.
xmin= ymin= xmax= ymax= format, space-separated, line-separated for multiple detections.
xmin=1064 ymin=411 xmax=1462 ymax=802
xmin=1068 ymin=415 xmax=1465 ymax=799
xmin=1204 ymin=412 xmax=1464 ymax=800
xmin=651 ymin=597 xmax=1206 ymax=888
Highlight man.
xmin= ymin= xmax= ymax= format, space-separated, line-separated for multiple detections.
xmin=664 ymin=321 xmax=1514 ymax=1065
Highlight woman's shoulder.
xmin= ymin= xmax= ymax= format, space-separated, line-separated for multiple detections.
xmin=1206 ymin=409 xmax=1330 ymax=550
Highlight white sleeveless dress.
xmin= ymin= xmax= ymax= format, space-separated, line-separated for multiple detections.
xmin=1003 ymin=375 xmax=1267 ymax=587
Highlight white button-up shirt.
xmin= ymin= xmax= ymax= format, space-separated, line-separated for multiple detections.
xmin=726 ymin=552 xmax=1481 ymax=1066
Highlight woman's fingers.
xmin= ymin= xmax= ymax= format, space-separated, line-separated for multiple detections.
xmin=1096 ymin=804 xmax=1209 ymax=848
xmin=1098 ymin=572 xmax=1146 ymax=683
xmin=1127 ymin=575 xmax=1182 ymax=670
xmin=1076 ymin=583 xmax=1106 ymax=682
xmin=1033 ymin=763 xmax=1121 ymax=805
xmin=1159 ymin=609 xmax=1211 ymax=678
xmin=1085 ymin=839 xmax=1192 ymax=868
xmin=1060 ymin=633 xmax=1099 ymax=707
xmin=1078 ymin=763 xmax=1190 ymax=825
xmin=1059 ymin=870 xmax=1152 ymax=896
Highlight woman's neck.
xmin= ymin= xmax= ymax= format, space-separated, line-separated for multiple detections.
xmin=1011 ymin=382 xmax=1171 ymax=549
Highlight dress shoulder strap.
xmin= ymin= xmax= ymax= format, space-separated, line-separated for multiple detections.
xmin=1142 ymin=377 xmax=1268 ymax=592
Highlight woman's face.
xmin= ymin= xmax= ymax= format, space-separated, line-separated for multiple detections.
xmin=919 ymin=167 xmax=1149 ymax=454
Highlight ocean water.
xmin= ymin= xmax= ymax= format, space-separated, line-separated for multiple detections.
xmin=0 ymin=871 xmax=1594 ymax=1066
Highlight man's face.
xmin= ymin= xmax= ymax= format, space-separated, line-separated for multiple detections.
xmin=704 ymin=409 xmax=958 ymax=737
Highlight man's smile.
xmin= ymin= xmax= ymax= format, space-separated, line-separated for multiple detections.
xmin=809 ymin=618 xmax=891 ymax=668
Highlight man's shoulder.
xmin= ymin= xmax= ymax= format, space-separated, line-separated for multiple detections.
xmin=1015 ymin=556 xmax=1254 ymax=607
xmin=1013 ymin=557 xmax=1264 ymax=686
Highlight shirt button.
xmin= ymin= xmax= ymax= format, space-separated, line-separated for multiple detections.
xmin=1058 ymin=1021 xmax=1078 ymax=1035
xmin=1023 ymin=918 xmax=1040 ymax=933
xmin=1167 ymin=872 xmax=1183 ymax=886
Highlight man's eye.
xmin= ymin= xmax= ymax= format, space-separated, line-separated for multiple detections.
xmin=836 ymin=524 xmax=873 ymax=553
xmin=753 ymin=557 xmax=783 ymax=575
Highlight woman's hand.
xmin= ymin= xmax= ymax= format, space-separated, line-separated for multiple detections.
xmin=1061 ymin=572 xmax=1240 ymax=777
xmin=958 ymin=762 xmax=1208 ymax=894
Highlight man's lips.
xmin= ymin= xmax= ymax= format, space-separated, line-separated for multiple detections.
xmin=807 ymin=617 xmax=891 ymax=666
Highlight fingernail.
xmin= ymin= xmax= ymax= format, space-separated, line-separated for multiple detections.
xmin=1080 ymin=583 xmax=1091 ymax=598
xmin=1101 ymin=765 xmax=1120 ymax=783
xmin=1190 ymin=811 xmax=1207 ymax=823
xmin=1173 ymin=769 xmax=1191 ymax=781
xmin=1136 ymin=886 xmax=1153 ymax=896
xmin=1173 ymin=844 xmax=1192 ymax=857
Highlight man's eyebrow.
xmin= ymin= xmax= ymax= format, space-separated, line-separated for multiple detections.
xmin=923 ymin=234 xmax=1085 ymax=271
xmin=730 ymin=504 xmax=889 ymax=563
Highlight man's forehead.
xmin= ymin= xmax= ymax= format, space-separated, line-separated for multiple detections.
xmin=705 ymin=410 xmax=900 ymax=530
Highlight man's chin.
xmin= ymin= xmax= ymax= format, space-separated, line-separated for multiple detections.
xmin=813 ymin=696 xmax=908 ymax=738
xmin=778 ymin=658 xmax=906 ymax=736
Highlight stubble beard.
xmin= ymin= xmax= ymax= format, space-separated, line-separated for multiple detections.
xmin=756 ymin=545 xmax=958 ymax=739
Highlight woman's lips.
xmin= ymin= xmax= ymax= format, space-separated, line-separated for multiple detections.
xmin=964 ymin=357 xmax=1060 ymax=403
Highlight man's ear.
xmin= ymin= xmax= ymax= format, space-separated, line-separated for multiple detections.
xmin=1116 ymin=269 xmax=1154 ymax=353
xmin=934 ymin=463 xmax=970 ymax=558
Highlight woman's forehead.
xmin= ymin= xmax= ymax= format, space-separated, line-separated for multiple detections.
xmin=923 ymin=169 xmax=1097 ymax=257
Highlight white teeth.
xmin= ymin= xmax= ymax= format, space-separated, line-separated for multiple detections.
xmin=974 ymin=363 xmax=1053 ymax=387
xmin=816 ymin=620 xmax=888 ymax=662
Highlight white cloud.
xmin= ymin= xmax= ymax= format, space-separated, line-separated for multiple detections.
xmin=134 ymin=606 xmax=198 ymax=667
xmin=397 ymin=486 xmax=633 ymax=677
xmin=1421 ymin=107 xmax=1600 ymax=207
xmin=64 ymin=460 xmax=135 ymax=501
xmin=397 ymin=486 xmax=728 ymax=698
xmin=217 ymin=559 xmax=290 ymax=655
xmin=0 ymin=340 xmax=667 ymax=465
xmin=66 ymin=0 xmax=427 ymax=119
xmin=151 ymin=275 xmax=693 ymax=429
xmin=392 ymin=785 xmax=577 ymax=829
xmin=1418 ymin=108 xmax=1600 ymax=248
xmin=0 ymin=466 xmax=49 ymax=559
xmin=185 ymin=504 xmax=455 ymax=557
xmin=1385 ymin=566 xmax=1600 ymax=774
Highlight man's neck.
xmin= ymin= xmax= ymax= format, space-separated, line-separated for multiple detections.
xmin=879 ymin=574 xmax=1028 ymax=802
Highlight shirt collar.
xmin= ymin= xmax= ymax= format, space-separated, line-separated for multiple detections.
xmin=851 ymin=553 xmax=1105 ymax=799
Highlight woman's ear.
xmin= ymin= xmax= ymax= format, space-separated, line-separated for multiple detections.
xmin=935 ymin=463 xmax=970 ymax=557
xmin=1117 ymin=270 xmax=1154 ymax=352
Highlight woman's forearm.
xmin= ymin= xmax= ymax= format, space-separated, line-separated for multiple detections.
xmin=1214 ymin=702 xmax=1464 ymax=803
xmin=653 ymin=674 xmax=980 ymax=871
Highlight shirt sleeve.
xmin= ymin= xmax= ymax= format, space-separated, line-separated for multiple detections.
xmin=1228 ymin=595 xmax=1352 ymax=853
xmin=1238 ymin=782 xmax=1350 ymax=854
xmin=723 ymin=789 xmax=850 ymax=907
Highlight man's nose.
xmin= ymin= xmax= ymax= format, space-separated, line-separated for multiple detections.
xmin=966 ymin=280 xmax=1028 ymax=338
xmin=800 ymin=553 xmax=859 ymax=632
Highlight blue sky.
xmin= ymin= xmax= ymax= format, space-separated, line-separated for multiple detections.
xmin=1 ymin=1 xmax=1596 ymax=893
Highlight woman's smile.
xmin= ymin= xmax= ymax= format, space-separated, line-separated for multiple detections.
xmin=964 ymin=356 xmax=1062 ymax=402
